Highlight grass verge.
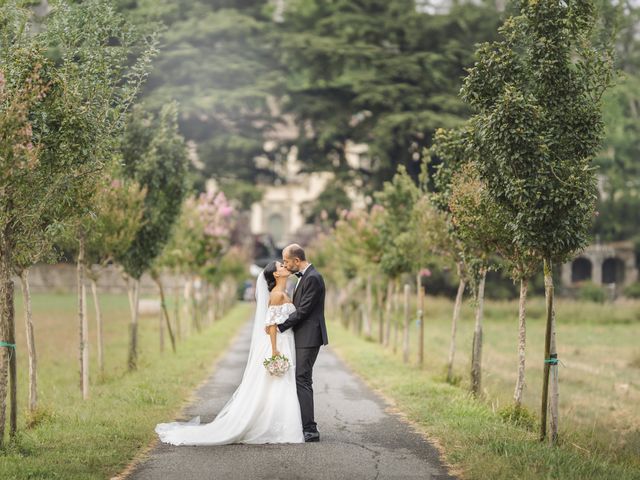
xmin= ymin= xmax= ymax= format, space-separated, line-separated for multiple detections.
xmin=329 ymin=312 xmax=640 ymax=480
xmin=0 ymin=292 xmax=251 ymax=480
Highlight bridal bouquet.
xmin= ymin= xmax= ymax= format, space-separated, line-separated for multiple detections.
xmin=263 ymin=353 xmax=291 ymax=376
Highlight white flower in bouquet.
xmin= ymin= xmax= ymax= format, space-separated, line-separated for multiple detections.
xmin=263 ymin=353 xmax=291 ymax=376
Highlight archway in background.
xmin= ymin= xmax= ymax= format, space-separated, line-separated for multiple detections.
xmin=571 ymin=257 xmax=592 ymax=283
xmin=602 ymin=257 xmax=625 ymax=284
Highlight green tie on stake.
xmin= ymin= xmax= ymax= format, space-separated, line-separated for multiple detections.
xmin=0 ymin=341 xmax=16 ymax=362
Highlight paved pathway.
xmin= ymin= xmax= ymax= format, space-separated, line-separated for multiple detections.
xmin=124 ymin=319 xmax=456 ymax=480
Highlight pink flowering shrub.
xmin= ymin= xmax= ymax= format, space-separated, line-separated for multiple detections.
xmin=167 ymin=188 xmax=237 ymax=276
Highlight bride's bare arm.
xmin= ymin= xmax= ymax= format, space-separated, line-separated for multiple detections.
xmin=268 ymin=324 xmax=279 ymax=356
xmin=266 ymin=291 xmax=285 ymax=355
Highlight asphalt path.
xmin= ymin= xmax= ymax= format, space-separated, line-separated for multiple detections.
xmin=122 ymin=318 xmax=456 ymax=480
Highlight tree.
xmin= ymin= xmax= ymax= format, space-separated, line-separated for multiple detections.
xmin=374 ymin=166 xmax=420 ymax=358
xmin=496 ymin=232 xmax=539 ymax=409
xmin=448 ymin=162 xmax=506 ymax=397
xmin=590 ymin=0 xmax=640 ymax=267
xmin=593 ymin=74 xmax=640 ymax=244
xmin=82 ymin=173 xmax=146 ymax=377
xmin=52 ymin=169 xmax=147 ymax=399
xmin=207 ymin=245 xmax=249 ymax=320
xmin=0 ymin=59 xmax=48 ymax=435
xmin=0 ymin=0 xmax=156 ymax=436
xmin=333 ymin=205 xmax=385 ymax=339
xmin=118 ymin=102 xmax=189 ymax=371
xmin=460 ymin=0 xmax=614 ymax=443
xmin=277 ymin=0 xmax=502 ymax=189
xmin=302 ymin=182 xmax=352 ymax=226
xmin=162 ymin=188 xmax=236 ymax=333
xmin=430 ymin=123 xmax=539 ymax=405
xmin=395 ymin=193 xmax=449 ymax=366
xmin=116 ymin=0 xmax=283 ymax=192
xmin=427 ymin=126 xmax=473 ymax=384
xmin=305 ymin=230 xmax=353 ymax=330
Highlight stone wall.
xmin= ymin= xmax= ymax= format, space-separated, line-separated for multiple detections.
xmin=14 ymin=263 xmax=184 ymax=295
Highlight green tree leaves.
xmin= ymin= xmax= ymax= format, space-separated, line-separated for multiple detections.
xmin=461 ymin=0 xmax=613 ymax=263
xmin=117 ymin=103 xmax=189 ymax=278
xmin=1 ymin=0 xmax=157 ymax=269
xmin=279 ymin=0 xmax=501 ymax=186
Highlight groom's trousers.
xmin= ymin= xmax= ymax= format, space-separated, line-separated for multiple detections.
xmin=295 ymin=346 xmax=320 ymax=433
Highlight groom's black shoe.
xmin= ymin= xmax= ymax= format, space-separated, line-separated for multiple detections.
xmin=303 ymin=431 xmax=320 ymax=443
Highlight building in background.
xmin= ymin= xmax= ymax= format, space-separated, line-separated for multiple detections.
xmin=249 ymin=100 xmax=368 ymax=249
xmin=561 ymin=240 xmax=638 ymax=296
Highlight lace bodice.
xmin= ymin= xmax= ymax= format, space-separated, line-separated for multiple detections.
xmin=266 ymin=303 xmax=296 ymax=326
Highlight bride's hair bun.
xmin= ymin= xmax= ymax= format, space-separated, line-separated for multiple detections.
xmin=263 ymin=261 xmax=277 ymax=292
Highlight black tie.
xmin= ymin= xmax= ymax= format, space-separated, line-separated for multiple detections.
xmin=294 ymin=271 xmax=303 ymax=278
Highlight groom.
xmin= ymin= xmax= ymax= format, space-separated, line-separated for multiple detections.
xmin=267 ymin=243 xmax=329 ymax=442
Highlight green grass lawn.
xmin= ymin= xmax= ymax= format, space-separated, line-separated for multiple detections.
xmin=329 ymin=295 xmax=640 ymax=480
xmin=0 ymin=291 xmax=251 ymax=480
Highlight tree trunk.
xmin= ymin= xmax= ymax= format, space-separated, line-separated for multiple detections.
xmin=0 ymin=235 xmax=16 ymax=446
xmin=192 ymin=276 xmax=201 ymax=333
xmin=226 ymin=281 xmax=235 ymax=313
xmin=218 ymin=282 xmax=225 ymax=318
xmin=211 ymin=285 xmax=218 ymax=323
xmin=89 ymin=276 xmax=104 ymax=377
xmin=174 ymin=284 xmax=181 ymax=341
xmin=183 ymin=279 xmax=192 ymax=337
xmin=417 ymin=272 xmax=425 ymax=367
xmin=221 ymin=283 xmax=226 ymax=316
xmin=513 ymin=277 xmax=529 ymax=407
xmin=447 ymin=269 xmax=466 ymax=383
xmin=384 ymin=281 xmax=393 ymax=347
xmin=206 ymin=283 xmax=214 ymax=326
xmin=402 ymin=283 xmax=410 ymax=364
xmin=127 ymin=278 xmax=140 ymax=371
xmin=151 ymin=273 xmax=168 ymax=353
xmin=77 ymin=236 xmax=89 ymax=399
xmin=220 ymin=282 xmax=227 ymax=317
xmin=7 ymin=273 xmax=17 ymax=438
xmin=540 ymin=258 xmax=559 ymax=444
xmin=7 ymin=276 xmax=16 ymax=437
xmin=376 ymin=281 xmax=384 ymax=344
xmin=19 ymin=269 xmax=37 ymax=413
xmin=549 ymin=285 xmax=559 ymax=445
xmin=629 ymin=96 xmax=638 ymax=119
xmin=470 ymin=268 xmax=486 ymax=397
xmin=340 ymin=300 xmax=349 ymax=328
xmin=364 ymin=275 xmax=373 ymax=339
xmin=393 ymin=278 xmax=400 ymax=354
xmin=154 ymin=275 xmax=176 ymax=354
xmin=158 ymin=295 xmax=165 ymax=353
xmin=205 ymin=281 xmax=212 ymax=325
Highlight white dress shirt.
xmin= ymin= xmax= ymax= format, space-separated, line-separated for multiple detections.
xmin=294 ymin=263 xmax=312 ymax=292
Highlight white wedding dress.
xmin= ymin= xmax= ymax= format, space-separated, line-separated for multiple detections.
xmin=154 ymin=272 xmax=304 ymax=445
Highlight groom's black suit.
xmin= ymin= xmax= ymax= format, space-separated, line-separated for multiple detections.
xmin=277 ymin=264 xmax=328 ymax=433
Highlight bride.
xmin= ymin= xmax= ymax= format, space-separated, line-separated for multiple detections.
xmin=154 ymin=260 xmax=305 ymax=445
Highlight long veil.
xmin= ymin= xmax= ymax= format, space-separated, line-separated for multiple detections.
xmin=154 ymin=269 xmax=272 ymax=445
xmin=211 ymin=268 xmax=270 ymax=419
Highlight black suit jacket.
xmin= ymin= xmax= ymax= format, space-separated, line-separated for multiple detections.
xmin=277 ymin=265 xmax=329 ymax=348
